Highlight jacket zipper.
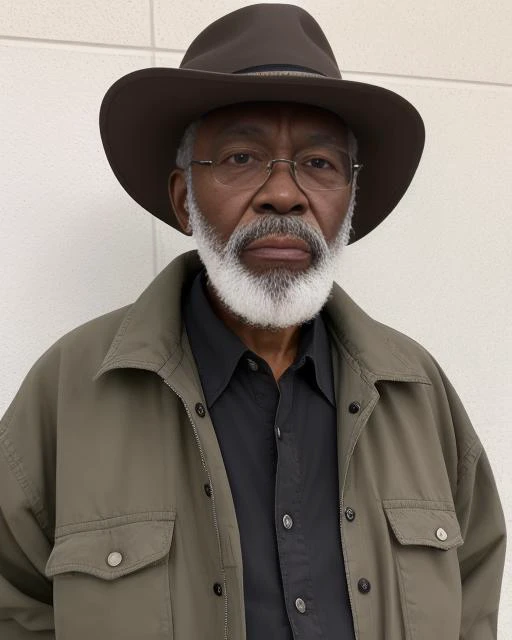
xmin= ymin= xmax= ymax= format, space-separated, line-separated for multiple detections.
xmin=339 ymin=430 xmax=366 ymax=640
xmin=163 ymin=380 xmax=229 ymax=640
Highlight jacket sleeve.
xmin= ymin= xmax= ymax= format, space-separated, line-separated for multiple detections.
xmin=437 ymin=368 xmax=507 ymax=640
xmin=0 ymin=355 xmax=57 ymax=638
xmin=455 ymin=441 xmax=507 ymax=640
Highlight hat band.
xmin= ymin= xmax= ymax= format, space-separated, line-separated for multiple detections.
xmin=234 ymin=63 xmax=326 ymax=78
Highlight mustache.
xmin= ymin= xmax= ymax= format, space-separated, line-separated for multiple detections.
xmin=227 ymin=215 xmax=326 ymax=260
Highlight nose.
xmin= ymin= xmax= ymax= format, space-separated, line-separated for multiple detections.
xmin=252 ymin=159 xmax=308 ymax=216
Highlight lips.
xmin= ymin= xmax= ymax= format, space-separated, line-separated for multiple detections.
xmin=244 ymin=235 xmax=311 ymax=252
xmin=243 ymin=235 xmax=312 ymax=263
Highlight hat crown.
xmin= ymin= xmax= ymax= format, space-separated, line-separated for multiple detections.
xmin=180 ymin=3 xmax=342 ymax=79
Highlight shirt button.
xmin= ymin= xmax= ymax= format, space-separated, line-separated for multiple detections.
xmin=349 ymin=402 xmax=361 ymax=414
xmin=282 ymin=514 xmax=293 ymax=530
xmin=195 ymin=403 xmax=206 ymax=417
xmin=295 ymin=597 xmax=306 ymax=614
xmin=213 ymin=582 xmax=223 ymax=596
xmin=358 ymin=578 xmax=371 ymax=594
xmin=276 ymin=426 xmax=282 ymax=440
xmin=344 ymin=507 xmax=356 ymax=521
xmin=107 ymin=551 xmax=123 ymax=567
xmin=436 ymin=527 xmax=448 ymax=541
xmin=247 ymin=358 xmax=259 ymax=371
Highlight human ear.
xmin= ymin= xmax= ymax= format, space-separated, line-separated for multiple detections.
xmin=168 ymin=169 xmax=192 ymax=235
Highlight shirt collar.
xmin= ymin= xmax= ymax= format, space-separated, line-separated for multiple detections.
xmin=290 ymin=307 xmax=336 ymax=407
xmin=183 ymin=267 xmax=335 ymax=408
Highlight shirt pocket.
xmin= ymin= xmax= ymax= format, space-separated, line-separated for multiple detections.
xmin=382 ymin=499 xmax=464 ymax=640
xmin=45 ymin=512 xmax=176 ymax=640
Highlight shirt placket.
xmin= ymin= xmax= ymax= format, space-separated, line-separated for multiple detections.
xmin=274 ymin=368 xmax=325 ymax=639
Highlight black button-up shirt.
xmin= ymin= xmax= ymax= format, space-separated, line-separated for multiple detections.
xmin=183 ymin=268 xmax=355 ymax=639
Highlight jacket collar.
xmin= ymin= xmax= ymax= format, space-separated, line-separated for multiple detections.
xmin=93 ymin=249 xmax=431 ymax=386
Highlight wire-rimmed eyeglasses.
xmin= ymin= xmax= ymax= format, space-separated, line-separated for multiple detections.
xmin=189 ymin=148 xmax=362 ymax=191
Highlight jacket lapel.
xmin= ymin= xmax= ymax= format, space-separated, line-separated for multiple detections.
xmin=323 ymin=280 xmax=432 ymax=497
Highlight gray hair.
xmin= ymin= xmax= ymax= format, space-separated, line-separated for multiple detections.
xmin=176 ymin=119 xmax=202 ymax=170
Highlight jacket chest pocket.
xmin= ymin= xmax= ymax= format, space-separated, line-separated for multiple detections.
xmin=45 ymin=512 xmax=176 ymax=640
xmin=383 ymin=499 xmax=464 ymax=640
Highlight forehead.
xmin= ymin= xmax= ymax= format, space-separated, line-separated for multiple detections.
xmin=196 ymin=101 xmax=348 ymax=145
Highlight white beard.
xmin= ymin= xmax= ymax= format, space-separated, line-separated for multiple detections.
xmin=185 ymin=172 xmax=356 ymax=331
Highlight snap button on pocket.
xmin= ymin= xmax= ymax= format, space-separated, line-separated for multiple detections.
xmin=436 ymin=527 xmax=448 ymax=541
xmin=106 ymin=551 xmax=123 ymax=567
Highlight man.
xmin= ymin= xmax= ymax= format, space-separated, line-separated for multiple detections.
xmin=0 ymin=4 xmax=506 ymax=640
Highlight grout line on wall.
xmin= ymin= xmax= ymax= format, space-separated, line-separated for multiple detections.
xmin=151 ymin=217 xmax=158 ymax=277
xmin=0 ymin=34 xmax=185 ymax=56
xmin=342 ymin=68 xmax=512 ymax=90
xmin=1 ymin=34 xmax=511 ymax=90
xmin=149 ymin=0 xmax=156 ymax=52
xmin=149 ymin=0 xmax=158 ymax=277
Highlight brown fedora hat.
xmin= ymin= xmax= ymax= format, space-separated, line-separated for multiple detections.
xmin=99 ymin=3 xmax=425 ymax=244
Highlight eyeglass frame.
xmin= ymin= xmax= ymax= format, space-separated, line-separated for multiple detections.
xmin=188 ymin=150 xmax=363 ymax=192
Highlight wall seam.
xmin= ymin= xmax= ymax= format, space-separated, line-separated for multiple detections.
xmin=0 ymin=33 xmax=174 ymax=51
xmin=342 ymin=68 xmax=512 ymax=89
xmin=149 ymin=0 xmax=158 ymax=278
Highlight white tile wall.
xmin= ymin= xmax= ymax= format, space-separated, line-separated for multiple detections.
xmin=1 ymin=1 xmax=511 ymax=634
xmin=0 ymin=43 xmax=155 ymax=403
xmin=0 ymin=0 xmax=151 ymax=46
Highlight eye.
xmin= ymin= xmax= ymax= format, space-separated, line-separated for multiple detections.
xmin=304 ymin=157 xmax=335 ymax=170
xmin=225 ymin=152 xmax=254 ymax=165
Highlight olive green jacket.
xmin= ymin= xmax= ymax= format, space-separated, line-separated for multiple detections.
xmin=0 ymin=250 xmax=506 ymax=640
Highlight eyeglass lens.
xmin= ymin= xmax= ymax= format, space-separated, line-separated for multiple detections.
xmin=212 ymin=149 xmax=353 ymax=191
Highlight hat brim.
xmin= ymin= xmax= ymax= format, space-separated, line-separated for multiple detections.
xmin=99 ymin=67 xmax=425 ymax=244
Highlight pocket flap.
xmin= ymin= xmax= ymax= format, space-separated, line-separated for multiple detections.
xmin=45 ymin=512 xmax=176 ymax=580
xmin=382 ymin=499 xmax=464 ymax=550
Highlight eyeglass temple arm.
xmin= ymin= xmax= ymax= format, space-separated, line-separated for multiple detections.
xmin=352 ymin=162 xmax=363 ymax=181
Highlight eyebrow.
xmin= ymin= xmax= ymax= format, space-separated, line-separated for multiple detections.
xmin=306 ymin=132 xmax=346 ymax=147
xmin=213 ymin=124 xmax=266 ymax=143
xmin=213 ymin=124 xmax=346 ymax=149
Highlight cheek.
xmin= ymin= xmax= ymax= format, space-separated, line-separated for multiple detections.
xmin=312 ymin=193 xmax=351 ymax=240
xmin=194 ymin=185 xmax=253 ymax=241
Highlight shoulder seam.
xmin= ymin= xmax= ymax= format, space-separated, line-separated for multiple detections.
xmin=457 ymin=436 xmax=483 ymax=484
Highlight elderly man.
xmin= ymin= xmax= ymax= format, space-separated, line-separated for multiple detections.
xmin=0 ymin=4 xmax=506 ymax=640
